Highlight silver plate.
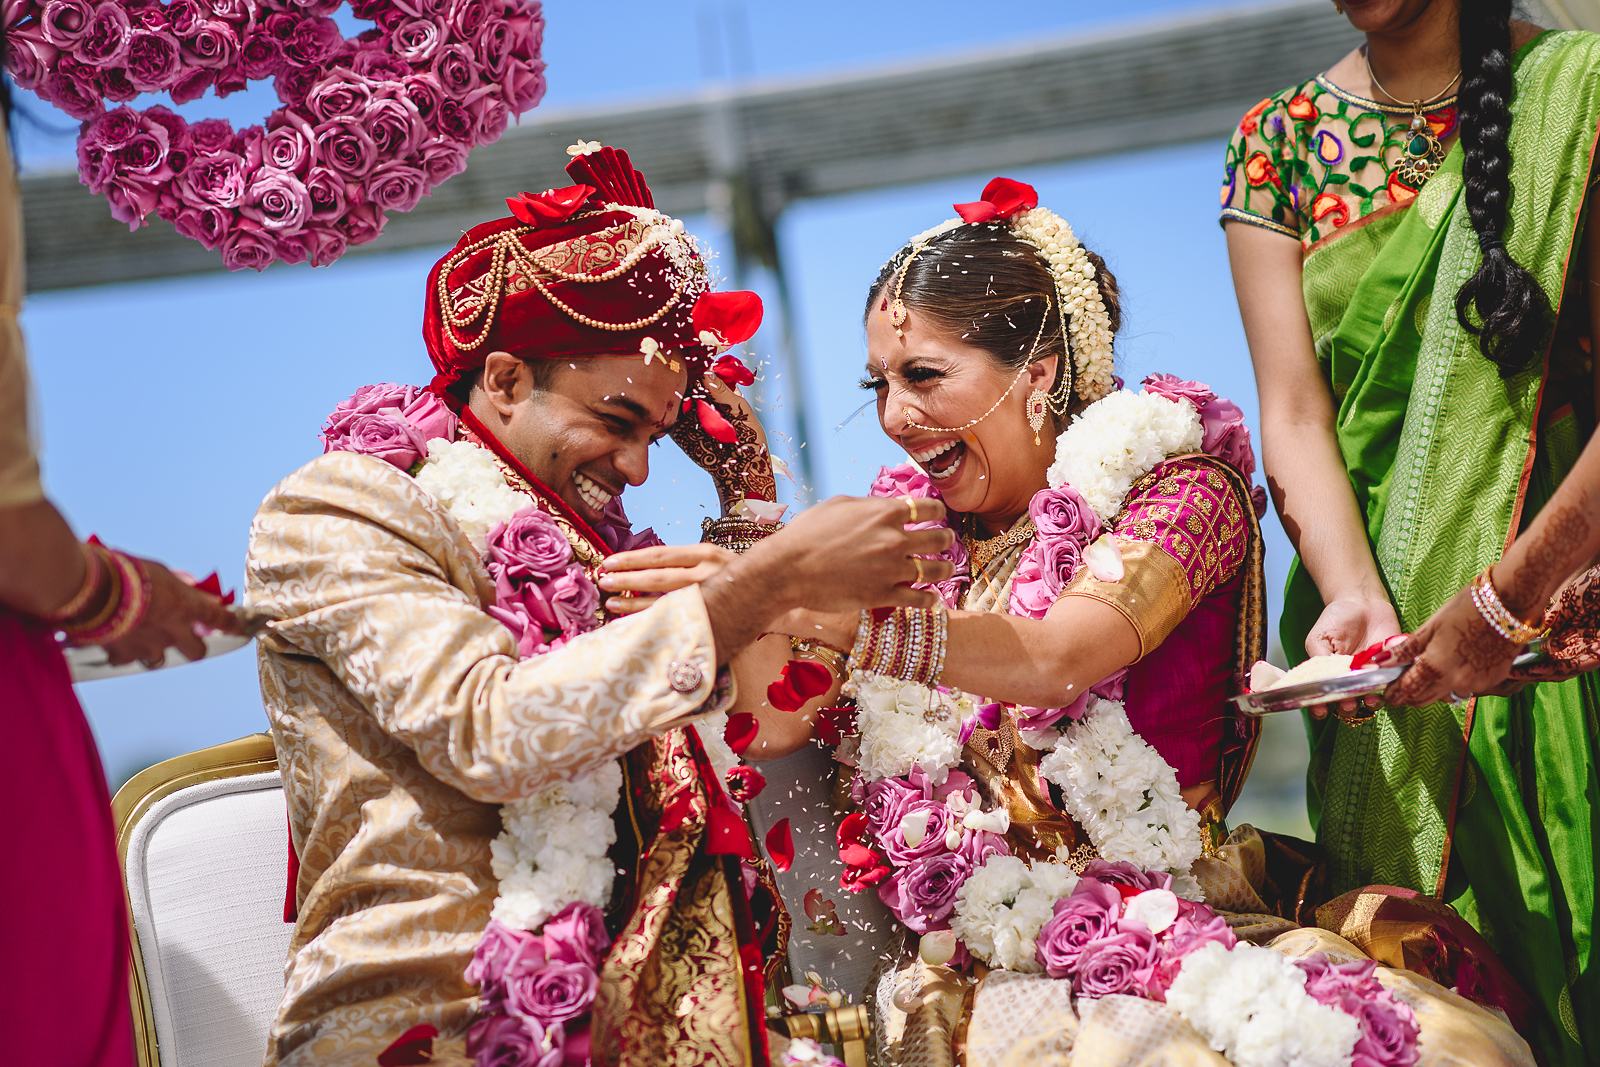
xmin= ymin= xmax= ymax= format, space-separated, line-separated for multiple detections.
xmin=64 ymin=608 xmax=272 ymax=683
xmin=1232 ymin=665 xmax=1407 ymax=716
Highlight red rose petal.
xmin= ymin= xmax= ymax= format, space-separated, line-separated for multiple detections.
xmin=696 ymin=399 xmax=738 ymax=444
xmin=725 ymin=765 xmax=767 ymax=803
xmin=952 ymin=199 xmax=999 ymax=224
xmin=766 ymin=658 xmax=834 ymax=712
xmin=692 ymin=290 xmax=764 ymax=347
xmin=766 ymin=818 xmax=795 ymax=872
xmin=377 ymin=1023 xmax=437 ymax=1066
xmin=724 ymin=711 xmax=759 ymax=755
xmin=506 ymin=183 xmax=594 ymax=227
xmin=706 ymin=798 xmax=755 ymax=858
xmin=839 ymin=842 xmax=878 ymax=869
xmin=838 ymin=811 xmax=869 ymax=844
xmin=980 ymin=176 xmax=1039 ymax=218
xmin=712 ymin=353 xmax=756 ymax=390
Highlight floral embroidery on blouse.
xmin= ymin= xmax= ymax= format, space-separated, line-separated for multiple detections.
xmin=1113 ymin=457 xmax=1248 ymax=602
xmin=1219 ymin=76 xmax=1458 ymax=248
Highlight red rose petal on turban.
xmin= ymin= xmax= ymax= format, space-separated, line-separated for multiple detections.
xmin=766 ymin=658 xmax=834 ymax=712
xmin=693 ymin=290 xmax=764 ymax=347
xmin=766 ymin=818 xmax=795 ymax=872
xmin=377 ymin=1024 xmax=437 ymax=1066
xmin=724 ymin=711 xmax=759 ymax=755
xmin=505 ymin=183 xmax=595 ymax=227
xmin=696 ymin=399 xmax=738 ymax=444
xmin=712 ymin=354 xmax=756 ymax=391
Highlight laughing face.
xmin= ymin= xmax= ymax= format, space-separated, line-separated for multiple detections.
xmin=477 ymin=351 xmax=688 ymax=526
xmin=862 ymin=299 xmax=1059 ymax=532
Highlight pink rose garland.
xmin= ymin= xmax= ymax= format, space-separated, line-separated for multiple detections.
xmin=7 ymin=0 xmax=547 ymax=269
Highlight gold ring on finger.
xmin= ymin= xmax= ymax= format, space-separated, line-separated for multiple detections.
xmin=902 ymin=495 xmax=922 ymax=524
xmin=911 ymin=556 xmax=926 ymax=584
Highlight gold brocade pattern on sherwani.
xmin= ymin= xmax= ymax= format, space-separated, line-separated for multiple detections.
xmin=246 ymin=451 xmax=758 ymax=1066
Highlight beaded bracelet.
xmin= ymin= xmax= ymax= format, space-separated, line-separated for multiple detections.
xmin=1470 ymin=566 xmax=1546 ymax=646
xmin=849 ymin=606 xmax=949 ymax=686
xmin=67 ymin=550 xmax=151 ymax=646
xmin=41 ymin=541 xmax=106 ymax=625
xmin=702 ymin=514 xmax=781 ymax=554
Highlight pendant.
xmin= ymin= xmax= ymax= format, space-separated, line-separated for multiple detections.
xmin=1395 ymin=108 xmax=1445 ymax=188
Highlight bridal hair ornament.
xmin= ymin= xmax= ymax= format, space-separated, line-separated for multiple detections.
xmin=885 ymin=177 xmax=1117 ymax=423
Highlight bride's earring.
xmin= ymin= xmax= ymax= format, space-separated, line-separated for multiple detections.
xmin=1026 ymin=388 xmax=1048 ymax=446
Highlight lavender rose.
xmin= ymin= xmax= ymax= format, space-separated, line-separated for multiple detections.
xmin=466 ymin=919 xmax=545 ymax=1001
xmin=76 ymin=3 xmax=130 ymax=66
xmin=447 ymin=0 xmax=487 ymax=38
xmin=418 ymin=137 xmax=469 ymax=186
xmin=115 ymin=123 xmax=172 ymax=179
xmin=505 ymin=959 xmax=598 ymax=1026
xmin=321 ymin=383 xmax=455 ymax=451
xmin=126 ymin=28 xmax=182 ymax=91
xmin=432 ymin=97 xmax=473 ymax=140
xmin=391 ymin=15 xmax=442 ymax=62
xmin=402 ymin=72 xmax=446 ymax=123
xmin=1352 ymin=998 xmax=1421 ymax=1067
xmin=1080 ymin=860 xmax=1173 ymax=893
xmin=472 ymin=90 xmax=510 ymax=141
xmin=365 ymin=95 xmax=424 ymax=157
xmin=330 ymin=411 xmax=432 ymax=469
xmin=178 ymin=152 xmax=248 ymax=209
xmin=861 ymin=775 xmax=921 ymax=841
xmin=307 ymin=77 xmax=372 ymax=121
xmin=102 ymin=175 xmax=161 ymax=227
xmin=878 ymin=852 xmax=972 ymax=934
xmin=338 ymin=201 xmax=386 ymax=244
xmin=541 ymin=902 xmax=609 ymax=970
xmin=487 ymin=591 xmax=558 ymax=658
xmin=466 ymin=1013 xmax=563 ymax=1067
xmin=433 ymin=41 xmax=475 ymax=95
xmin=1036 ymin=879 xmax=1121 ymax=979
xmin=243 ymin=170 xmax=311 ymax=233
xmin=502 ymin=61 xmax=545 ymax=113
xmin=40 ymin=0 xmax=92 ymax=47
xmin=547 ymin=563 xmax=601 ymax=635
xmin=878 ymin=799 xmax=952 ymax=866
xmin=172 ymin=204 xmax=231 ymax=249
xmin=1142 ymin=373 xmax=1216 ymax=411
xmin=870 ymin=463 xmax=935 ymax=500
xmin=313 ymin=117 xmax=377 ymax=179
xmin=1072 ymin=925 xmax=1160 ymax=1000
xmin=1029 ymin=484 xmax=1100 ymax=542
xmin=219 ymin=224 xmax=275 ymax=271
xmin=486 ymin=509 xmax=573 ymax=582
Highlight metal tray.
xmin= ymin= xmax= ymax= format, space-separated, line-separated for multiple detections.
xmin=1232 ymin=665 xmax=1407 ymax=716
xmin=64 ymin=608 xmax=273 ymax=683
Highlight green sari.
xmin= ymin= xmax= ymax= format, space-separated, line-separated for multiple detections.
xmin=1275 ymin=31 xmax=1600 ymax=1065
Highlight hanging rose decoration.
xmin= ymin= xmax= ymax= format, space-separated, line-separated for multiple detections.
xmin=3 ymin=0 xmax=546 ymax=270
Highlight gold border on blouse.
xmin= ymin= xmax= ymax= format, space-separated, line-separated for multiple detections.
xmin=1057 ymin=539 xmax=1192 ymax=661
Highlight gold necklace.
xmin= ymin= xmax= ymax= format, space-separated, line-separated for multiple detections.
xmin=1362 ymin=46 xmax=1462 ymax=188
xmin=962 ymin=514 xmax=1035 ymax=573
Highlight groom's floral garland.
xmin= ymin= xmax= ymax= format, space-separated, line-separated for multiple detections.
xmin=837 ymin=376 xmax=1419 ymax=1067
xmin=319 ymin=381 xmax=748 ymax=1066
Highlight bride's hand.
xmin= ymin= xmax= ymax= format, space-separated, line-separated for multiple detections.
xmin=598 ymin=543 xmax=734 ymax=616
xmin=670 ymin=373 xmax=777 ymax=508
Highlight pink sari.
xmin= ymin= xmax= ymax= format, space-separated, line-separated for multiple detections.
xmin=0 ymin=612 xmax=134 ymax=1066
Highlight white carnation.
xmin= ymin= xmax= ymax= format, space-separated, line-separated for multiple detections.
xmin=951 ymin=854 xmax=1074 ymax=973
xmin=414 ymin=438 xmax=533 ymax=550
xmin=1045 ymin=389 xmax=1202 ymax=522
xmin=847 ymin=672 xmax=966 ymax=783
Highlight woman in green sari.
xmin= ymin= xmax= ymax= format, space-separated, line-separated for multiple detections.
xmin=1221 ymin=1 xmax=1598 ymax=1063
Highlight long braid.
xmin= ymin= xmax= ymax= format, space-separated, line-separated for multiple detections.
xmin=1454 ymin=0 xmax=1550 ymax=374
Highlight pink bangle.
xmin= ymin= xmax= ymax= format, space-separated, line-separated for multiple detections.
xmin=68 ymin=551 xmax=151 ymax=646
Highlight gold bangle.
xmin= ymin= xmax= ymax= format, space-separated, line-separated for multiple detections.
xmin=791 ymin=637 xmax=848 ymax=680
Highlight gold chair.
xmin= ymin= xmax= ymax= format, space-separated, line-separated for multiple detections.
xmin=113 ymin=733 xmax=288 ymax=1067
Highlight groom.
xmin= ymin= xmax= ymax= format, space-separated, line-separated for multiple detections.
xmin=246 ymin=144 xmax=944 ymax=1066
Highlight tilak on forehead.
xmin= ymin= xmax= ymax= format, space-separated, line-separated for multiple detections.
xmin=422 ymin=141 xmax=763 ymax=440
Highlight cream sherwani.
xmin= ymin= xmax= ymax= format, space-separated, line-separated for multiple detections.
xmin=246 ymin=451 xmax=730 ymax=1065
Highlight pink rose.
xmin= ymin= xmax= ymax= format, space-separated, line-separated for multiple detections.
xmin=466 ymin=1013 xmax=563 ymax=1067
xmin=1006 ymin=537 xmax=1080 ymax=619
xmin=391 ymin=15 xmax=441 ymax=62
xmin=188 ymin=117 xmax=234 ymax=154
xmin=861 ymin=776 xmax=921 ymax=842
xmin=321 ymin=382 xmax=455 ymax=450
xmin=1028 ymin=485 xmax=1100 ymax=543
xmin=167 ymin=65 xmax=214 ymax=105
xmin=40 ymin=0 xmax=92 ymax=47
xmin=505 ymin=959 xmax=597 ymax=1026
xmin=242 ymin=170 xmax=311 ymax=233
xmin=262 ymin=11 xmax=297 ymax=40
xmin=178 ymin=151 xmax=248 ymax=208
xmin=84 ymin=108 xmax=144 ymax=152
xmin=143 ymin=105 xmax=189 ymax=150
xmin=314 ymin=116 xmax=377 ymax=179
xmin=470 ymin=89 xmax=509 ymax=141
xmin=6 ymin=26 xmax=57 ymax=89
xmin=447 ymin=0 xmax=486 ymax=39
xmin=365 ymin=160 xmax=425 ymax=213
xmin=486 ymin=509 xmax=573 ymax=582
xmin=75 ymin=3 xmax=129 ymax=66
xmin=43 ymin=64 xmax=102 ymax=120
xmin=475 ymin=17 xmax=510 ymax=74
xmin=1199 ymin=396 xmax=1256 ymax=478
xmin=870 ymin=463 xmax=935 ymax=500
xmin=284 ymin=15 xmax=341 ymax=66
xmin=350 ymin=44 xmax=409 ymax=82
xmin=402 ymin=72 xmax=445 ymax=123
xmin=219 ymin=225 xmax=275 ymax=271
xmin=327 ymin=411 xmax=431 ymax=468
xmin=488 ymin=590 xmax=559 ymax=658
xmin=1352 ymin=998 xmax=1421 ymax=1067
xmin=181 ymin=19 xmax=236 ymax=67
xmin=501 ymin=59 xmax=545 ymax=113
xmin=172 ymin=204 xmax=230 ymax=249
xmin=263 ymin=118 xmax=314 ymax=174
xmin=956 ymin=828 xmax=1009 ymax=869
xmin=541 ymin=903 xmax=609 ymax=970
xmin=114 ymin=122 xmax=171 ymax=179
xmin=238 ymin=33 xmax=283 ymax=77
xmin=208 ymin=0 xmax=256 ymax=27
xmin=1142 ymin=373 xmax=1216 ymax=411
xmin=102 ymin=175 xmax=161 ymax=227
xmin=418 ymin=137 xmax=468 ymax=186
xmin=126 ymin=28 xmax=181 ymax=90
xmin=164 ymin=0 xmax=203 ymax=35
xmin=365 ymin=94 xmax=423 ymax=156
xmin=466 ymin=919 xmax=544 ymax=999
xmin=1072 ymin=925 xmax=1161 ymax=1000
xmin=99 ymin=68 xmax=137 ymax=101
xmin=301 ymin=165 xmax=347 ymax=220
xmin=547 ymin=564 xmax=600 ymax=635
xmin=307 ymin=75 xmax=372 ymax=120
xmin=337 ymin=200 xmax=386 ymax=244
xmin=432 ymin=41 xmax=474 ymax=95
xmin=274 ymin=62 xmax=319 ymax=107
xmin=1081 ymin=860 xmax=1172 ymax=893
xmin=878 ymin=852 xmax=972 ymax=933
xmin=1036 ymin=878 xmax=1121 ymax=978
xmin=878 ymin=799 xmax=953 ymax=866
xmin=306 ymin=226 xmax=347 ymax=268
xmin=431 ymin=97 xmax=473 ymax=140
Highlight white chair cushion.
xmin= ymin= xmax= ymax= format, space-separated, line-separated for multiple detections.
xmin=123 ymin=771 xmax=292 ymax=1067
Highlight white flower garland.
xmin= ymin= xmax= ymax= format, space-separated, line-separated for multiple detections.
xmin=413 ymin=439 xmax=624 ymax=931
xmin=949 ymin=855 xmax=1080 ymax=972
xmin=1010 ymin=206 xmax=1118 ymax=404
xmin=1037 ymin=698 xmax=1203 ymax=894
xmin=1165 ymin=943 xmax=1361 ymax=1067
xmin=1046 ymin=389 xmax=1202 ymax=522
xmin=845 ymin=671 xmax=968 ymax=785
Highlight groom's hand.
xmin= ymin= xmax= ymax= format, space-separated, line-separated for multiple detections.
xmin=598 ymin=543 xmax=733 ymax=616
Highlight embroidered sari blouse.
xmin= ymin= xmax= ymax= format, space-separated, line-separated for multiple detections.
xmin=1061 ymin=456 xmax=1252 ymax=789
xmin=1220 ymin=76 xmax=1459 ymax=251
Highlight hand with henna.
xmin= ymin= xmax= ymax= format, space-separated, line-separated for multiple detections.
xmin=670 ymin=372 xmax=778 ymax=511
xmin=1377 ymin=580 xmax=1524 ymax=707
xmin=1510 ymin=562 xmax=1600 ymax=682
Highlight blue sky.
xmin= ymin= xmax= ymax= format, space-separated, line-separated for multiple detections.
xmin=17 ymin=0 xmax=1310 ymax=827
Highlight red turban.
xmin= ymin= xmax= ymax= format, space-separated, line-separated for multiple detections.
xmin=423 ymin=145 xmax=762 ymax=400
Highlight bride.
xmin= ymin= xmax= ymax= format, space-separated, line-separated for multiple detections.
xmin=601 ymin=179 xmax=1535 ymax=1066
